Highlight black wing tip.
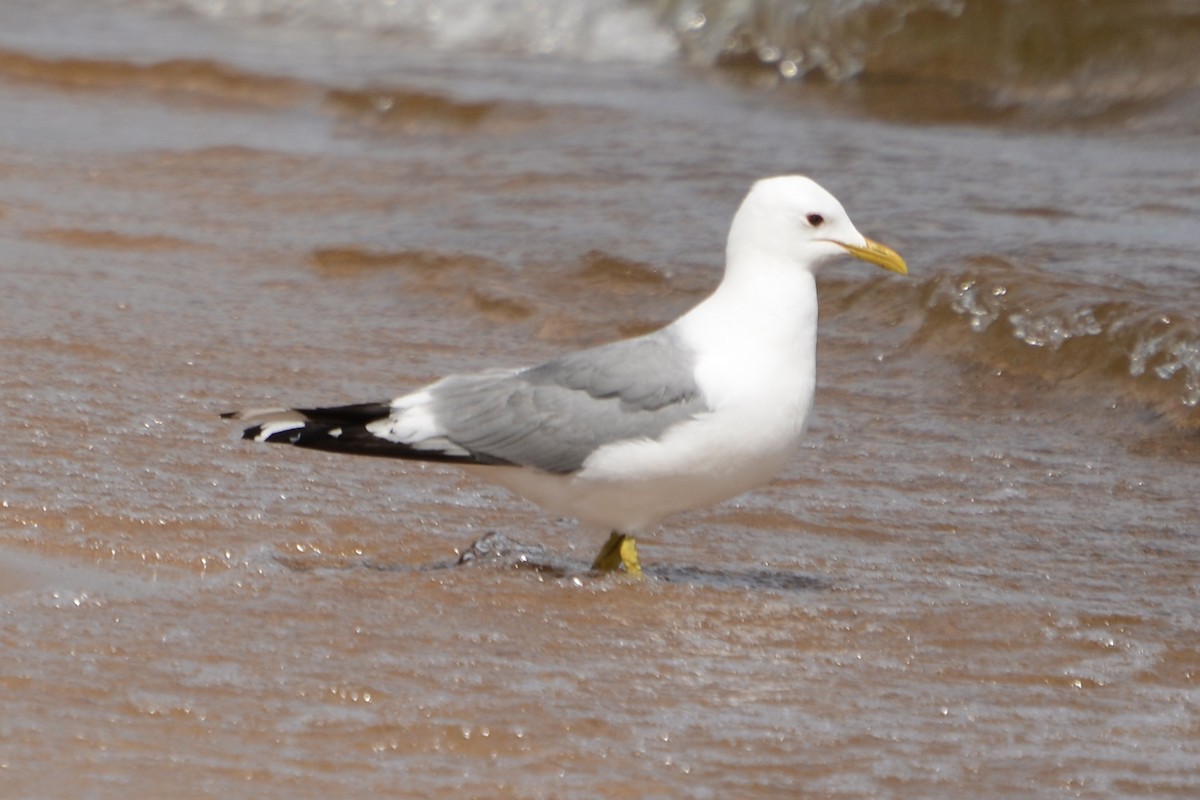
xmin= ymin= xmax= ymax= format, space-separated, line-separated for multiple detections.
xmin=240 ymin=424 xmax=265 ymax=441
xmin=223 ymin=402 xmax=516 ymax=467
xmin=238 ymin=424 xmax=300 ymax=443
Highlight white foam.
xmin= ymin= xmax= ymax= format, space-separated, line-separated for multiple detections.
xmin=173 ymin=0 xmax=679 ymax=65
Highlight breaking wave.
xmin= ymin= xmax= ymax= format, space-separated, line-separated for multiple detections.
xmin=164 ymin=0 xmax=679 ymax=64
xmin=144 ymin=0 xmax=1200 ymax=124
xmin=666 ymin=0 xmax=1200 ymax=121
xmin=827 ymin=257 xmax=1200 ymax=430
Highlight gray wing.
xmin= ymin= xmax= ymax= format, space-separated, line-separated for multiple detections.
xmin=429 ymin=328 xmax=708 ymax=474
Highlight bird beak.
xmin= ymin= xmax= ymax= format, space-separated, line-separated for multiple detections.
xmin=839 ymin=238 xmax=907 ymax=275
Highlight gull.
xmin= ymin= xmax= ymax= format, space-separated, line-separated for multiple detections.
xmin=224 ymin=176 xmax=906 ymax=576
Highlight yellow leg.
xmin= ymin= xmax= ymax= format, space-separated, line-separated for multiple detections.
xmin=590 ymin=532 xmax=642 ymax=578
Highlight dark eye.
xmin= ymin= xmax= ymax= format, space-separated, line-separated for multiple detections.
xmin=806 ymin=213 xmax=824 ymax=227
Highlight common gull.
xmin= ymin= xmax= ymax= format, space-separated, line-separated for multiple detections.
xmin=224 ymin=176 xmax=907 ymax=576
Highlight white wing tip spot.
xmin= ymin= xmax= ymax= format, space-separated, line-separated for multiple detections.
xmin=255 ymin=421 xmax=305 ymax=442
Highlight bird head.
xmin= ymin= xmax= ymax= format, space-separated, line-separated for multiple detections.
xmin=727 ymin=175 xmax=907 ymax=276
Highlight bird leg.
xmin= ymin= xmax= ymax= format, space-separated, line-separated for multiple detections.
xmin=590 ymin=532 xmax=642 ymax=577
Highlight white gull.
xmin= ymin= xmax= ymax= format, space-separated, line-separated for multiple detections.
xmin=224 ymin=175 xmax=907 ymax=575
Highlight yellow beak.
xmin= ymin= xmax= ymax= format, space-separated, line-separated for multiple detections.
xmin=839 ymin=238 xmax=907 ymax=275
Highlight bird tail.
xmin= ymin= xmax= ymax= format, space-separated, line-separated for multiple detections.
xmin=222 ymin=402 xmax=395 ymax=456
xmin=221 ymin=402 xmax=496 ymax=465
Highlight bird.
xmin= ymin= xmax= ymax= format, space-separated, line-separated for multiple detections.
xmin=223 ymin=176 xmax=906 ymax=577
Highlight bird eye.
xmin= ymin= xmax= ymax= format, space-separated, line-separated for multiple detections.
xmin=806 ymin=213 xmax=824 ymax=227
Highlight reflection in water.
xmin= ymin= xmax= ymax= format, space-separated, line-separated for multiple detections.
xmin=278 ymin=530 xmax=832 ymax=592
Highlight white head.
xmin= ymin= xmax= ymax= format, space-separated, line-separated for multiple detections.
xmin=726 ymin=175 xmax=906 ymax=276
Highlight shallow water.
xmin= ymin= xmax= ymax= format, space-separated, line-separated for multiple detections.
xmin=2 ymin=1 xmax=1198 ymax=797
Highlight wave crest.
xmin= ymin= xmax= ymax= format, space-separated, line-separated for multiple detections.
xmin=151 ymin=0 xmax=1200 ymax=124
xmin=826 ymin=257 xmax=1200 ymax=430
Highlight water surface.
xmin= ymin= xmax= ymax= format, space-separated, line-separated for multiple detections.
xmin=1 ymin=1 xmax=1197 ymax=797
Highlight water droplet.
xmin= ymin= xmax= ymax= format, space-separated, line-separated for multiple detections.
xmin=757 ymin=45 xmax=781 ymax=63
